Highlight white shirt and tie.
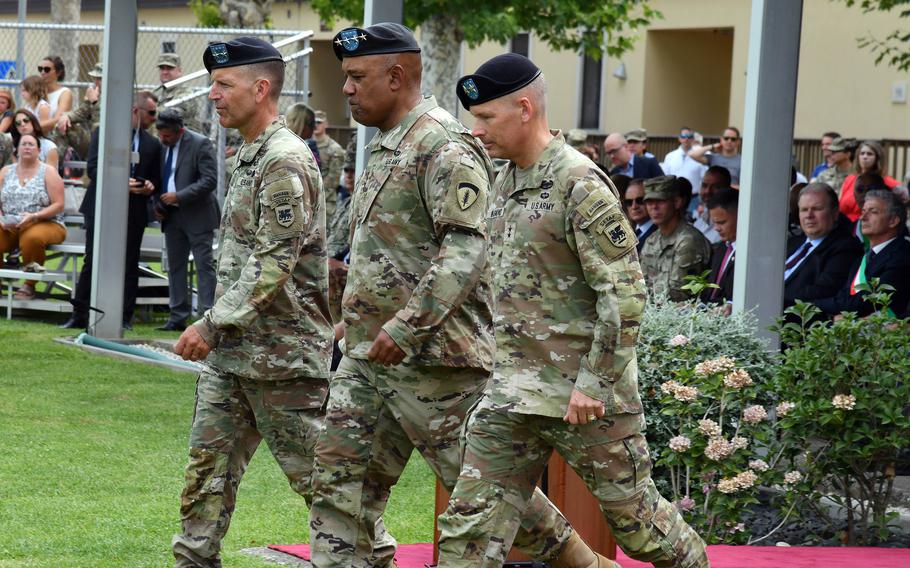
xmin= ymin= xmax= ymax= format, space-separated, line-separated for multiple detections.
xmin=162 ymin=137 xmax=181 ymax=204
xmin=783 ymin=235 xmax=826 ymax=281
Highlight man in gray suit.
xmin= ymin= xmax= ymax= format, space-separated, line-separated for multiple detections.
xmin=154 ymin=109 xmax=219 ymax=331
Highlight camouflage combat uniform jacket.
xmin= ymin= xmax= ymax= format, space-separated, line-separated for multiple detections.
xmin=342 ymin=96 xmax=495 ymax=370
xmin=485 ymin=135 xmax=647 ymax=419
xmin=815 ymin=164 xmax=851 ymax=196
xmin=316 ymin=135 xmax=345 ymax=220
xmin=639 ymin=220 xmax=711 ymax=301
xmin=194 ymin=117 xmax=332 ymax=381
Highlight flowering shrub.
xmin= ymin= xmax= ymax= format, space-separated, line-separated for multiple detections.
xmin=655 ymin=347 xmax=788 ymax=543
xmin=771 ymin=287 xmax=910 ymax=545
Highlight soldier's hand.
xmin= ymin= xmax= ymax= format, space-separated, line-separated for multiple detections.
xmin=56 ymin=115 xmax=71 ymax=134
xmin=563 ymin=388 xmax=605 ymax=425
xmin=334 ymin=321 xmax=345 ymax=342
xmin=366 ymin=330 xmax=405 ymax=366
xmin=175 ymin=326 xmax=211 ymax=361
xmin=160 ymin=192 xmax=178 ymax=205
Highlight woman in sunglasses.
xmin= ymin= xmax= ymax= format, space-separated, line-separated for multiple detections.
xmin=18 ymin=76 xmax=51 ymax=130
xmin=0 ymin=88 xmax=15 ymax=134
xmin=37 ymin=56 xmax=73 ymax=133
xmin=10 ymin=109 xmax=59 ymax=169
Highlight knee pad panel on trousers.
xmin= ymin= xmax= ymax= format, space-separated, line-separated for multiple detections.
xmin=181 ymin=448 xmax=230 ymax=522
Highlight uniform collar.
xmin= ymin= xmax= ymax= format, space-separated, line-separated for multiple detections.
xmin=237 ymin=117 xmax=286 ymax=163
xmin=368 ymin=95 xmax=438 ymax=152
xmin=508 ymin=130 xmax=564 ymax=194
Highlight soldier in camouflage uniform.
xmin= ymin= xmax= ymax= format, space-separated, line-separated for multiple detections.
xmin=171 ymin=38 xmax=335 ymax=568
xmin=814 ymin=136 xmax=853 ymax=196
xmin=54 ymin=62 xmax=102 ymax=160
xmin=639 ymin=176 xmax=712 ymax=301
xmin=154 ymin=53 xmax=208 ymax=135
xmin=314 ymin=110 xmax=346 ymax=221
xmin=326 ymin=161 xmax=354 ymax=323
xmin=310 ymin=24 xmax=607 ymax=568
xmin=436 ymin=53 xmax=708 ymax=568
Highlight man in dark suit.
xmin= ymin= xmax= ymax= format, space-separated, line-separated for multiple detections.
xmin=815 ymin=190 xmax=910 ymax=317
xmin=153 ymin=109 xmax=219 ymax=331
xmin=618 ymin=177 xmax=657 ymax=253
xmin=603 ymin=132 xmax=664 ymax=179
xmin=700 ymin=188 xmax=738 ymax=309
xmin=62 ymin=90 xmax=162 ymax=329
xmin=784 ymin=183 xmax=863 ymax=307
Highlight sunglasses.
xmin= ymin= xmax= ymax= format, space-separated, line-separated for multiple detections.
xmin=604 ymin=147 xmax=621 ymax=157
xmin=14 ymin=118 xmax=30 ymax=126
xmin=679 ymin=134 xmax=694 ymax=139
xmin=722 ymin=136 xmax=738 ymax=141
xmin=37 ymin=65 xmax=54 ymax=73
xmin=624 ymin=197 xmax=645 ymax=206
xmin=142 ymin=108 xmax=157 ymax=116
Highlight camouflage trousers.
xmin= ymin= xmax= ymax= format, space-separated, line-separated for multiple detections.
xmin=172 ymin=369 xmax=397 ymax=568
xmin=308 ymin=356 xmax=573 ymax=568
xmin=436 ymin=397 xmax=710 ymax=568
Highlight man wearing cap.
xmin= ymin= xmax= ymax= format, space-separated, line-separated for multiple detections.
xmin=313 ymin=110 xmax=346 ymax=220
xmin=625 ymin=128 xmax=655 ymax=159
xmin=640 ymin=176 xmax=712 ymax=302
xmin=55 ymin=62 xmax=102 ymax=159
xmin=814 ymin=137 xmax=854 ymax=196
xmin=154 ymin=53 xmax=206 ymax=134
xmin=434 ymin=53 xmax=708 ymax=568
xmin=170 ymin=37 xmax=334 ymax=568
xmin=310 ymin=23 xmax=606 ymax=568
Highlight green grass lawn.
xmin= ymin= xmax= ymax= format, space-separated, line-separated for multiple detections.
xmin=0 ymin=319 xmax=436 ymax=568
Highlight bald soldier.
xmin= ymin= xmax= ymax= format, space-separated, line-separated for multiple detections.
xmin=309 ymin=23 xmax=610 ymax=568
xmin=169 ymin=37 xmax=344 ymax=567
xmin=436 ymin=54 xmax=709 ymax=568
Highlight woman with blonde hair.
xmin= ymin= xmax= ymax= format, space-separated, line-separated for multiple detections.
xmin=19 ymin=75 xmax=51 ymax=127
xmin=37 ymin=55 xmax=73 ymax=132
xmin=839 ymin=140 xmax=903 ymax=222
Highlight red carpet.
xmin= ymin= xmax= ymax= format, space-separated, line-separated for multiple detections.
xmin=269 ymin=542 xmax=910 ymax=567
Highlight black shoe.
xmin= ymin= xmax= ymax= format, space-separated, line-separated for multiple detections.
xmin=60 ymin=316 xmax=88 ymax=330
xmin=156 ymin=321 xmax=187 ymax=332
xmin=122 ymin=321 xmax=133 ymax=331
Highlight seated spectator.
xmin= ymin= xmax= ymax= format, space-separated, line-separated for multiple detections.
xmin=640 ymin=175 xmax=711 ymax=301
xmin=787 ymin=182 xmax=807 ymax=238
xmin=850 ymin=172 xmax=888 ymax=243
xmin=0 ymin=133 xmax=66 ymax=299
xmin=815 ymin=190 xmax=910 ymax=318
xmin=671 ymin=176 xmax=694 ymax=214
xmin=0 ymin=88 xmax=14 ymax=133
xmin=692 ymin=165 xmax=730 ymax=244
xmin=38 ymin=55 xmax=72 ymax=133
xmin=839 ymin=141 xmax=902 ymax=222
xmin=814 ymin=136 xmax=854 ymax=196
xmin=603 ymin=132 xmax=664 ymax=179
xmin=688 ymin=126 xmax=742 ymax=186
xmin=700 ymin=188 xmax=739 ymax=308
xmin=11 ymin=110 xmax=59 ymax=169
xmin=625 ymin=128 xmax=655 ymax=158
xmin=55 ymin=62 xmax=102 ymax=160
xmin=810 ymin=131 xmax=841 ymax=180
xmin=565 ymin=129 xmax=598 ymax=162
xmin=618 ymin=177 xmax=656 ymax=252
xmin=19 ymin=76 xmax=51 ymax=127
xmin=784 ymin=183 xmax=863 ymax=307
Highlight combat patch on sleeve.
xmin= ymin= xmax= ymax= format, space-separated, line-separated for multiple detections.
xmin=260 ymin=168 xmax=308 ymax=240
xmin=437 ymin=162 xmax=488 ymax=231
xmin=574 ymin=185 xmax=636 ymax=261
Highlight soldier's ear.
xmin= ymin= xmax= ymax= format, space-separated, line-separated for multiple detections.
xmin=518 ymin=96 xmax=532 ymax=123
xmin=387 ymin=64 xmax=405 ymax=91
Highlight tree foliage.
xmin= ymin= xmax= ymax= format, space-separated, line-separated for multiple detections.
xmin=310 ymin=0 xmax=660 ymax=61
xmin=842 ymin=0 xmax=910 ymax=71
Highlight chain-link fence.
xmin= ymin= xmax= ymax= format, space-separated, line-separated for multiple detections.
xmin=0 ymin=21 xmax=312 ymax=119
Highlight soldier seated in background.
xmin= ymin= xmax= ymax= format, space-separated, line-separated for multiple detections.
xmin=55 ymin=62 xmax=102 ymax=160
xmin=639 ymin=175 xmax=712 ymax=301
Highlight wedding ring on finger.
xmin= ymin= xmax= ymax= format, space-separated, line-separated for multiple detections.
xmin=587 ymin=414 xmax=597 ymax=422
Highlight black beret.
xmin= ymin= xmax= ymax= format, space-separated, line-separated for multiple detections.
xmin=203 ymin=36 xmax=284 ymax=72
xmin=332 ymin=22 xmax=421 ymax=61
xmin=457 ymin=53 xmax=541 ymax=110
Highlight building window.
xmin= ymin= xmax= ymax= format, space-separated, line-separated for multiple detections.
xmin=579 ymin=55 xmax=602 ymax=129
xmin=511 ymin=33 xmax=529 ymax=57
xmin=161 ymin=41 xmax=176 ymax=54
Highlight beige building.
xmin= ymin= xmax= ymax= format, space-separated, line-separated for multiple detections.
xmin=3 ymin=0 xmax=907 ymax=140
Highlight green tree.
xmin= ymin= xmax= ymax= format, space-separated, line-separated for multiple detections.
xmin=311 ymin=0 xmax=659 ymax=113
xmin=842 ymin=0 xmax=910 ymax=71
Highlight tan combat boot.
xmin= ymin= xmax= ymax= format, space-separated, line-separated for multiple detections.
xmin=548 ymin=531 xmax=622 ymax=568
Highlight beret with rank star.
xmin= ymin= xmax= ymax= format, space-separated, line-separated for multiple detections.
xmin=203 ymin=36 xmax=284 ymax=73
xmin=332 ymin=23 xmax=421 ymax=61
xmin=457 ymin=53 xmax=541 ymax=110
